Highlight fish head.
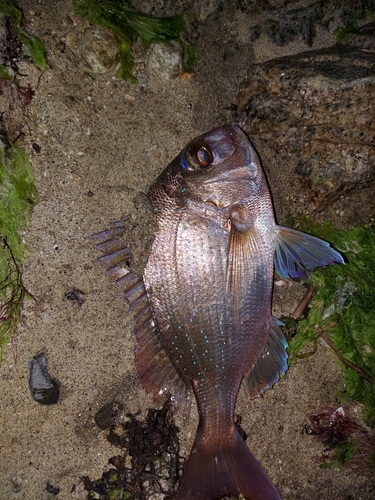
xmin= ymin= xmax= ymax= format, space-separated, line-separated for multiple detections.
xmin=148 ymin=125 xmax=271 ymax=215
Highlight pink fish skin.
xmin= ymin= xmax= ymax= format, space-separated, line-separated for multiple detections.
xmin=145 ymin=125 xmax=281 ymax=500
xmin=93 ymin=125 xmax=343 ymax=500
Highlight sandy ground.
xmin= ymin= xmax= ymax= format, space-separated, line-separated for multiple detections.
xmin=0 ymin=1 xmax=374 ymax=499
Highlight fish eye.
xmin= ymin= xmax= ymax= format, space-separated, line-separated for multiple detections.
xmin=186 ymin=144 xmax=213 ymax=170
xmin=196 ymin=146 xmax=212 ymax=167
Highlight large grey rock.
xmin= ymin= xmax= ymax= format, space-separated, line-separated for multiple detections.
xmin=237 ymin=23 xmax=375 ymax=220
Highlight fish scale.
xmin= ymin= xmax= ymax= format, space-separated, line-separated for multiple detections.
xmin=148 ymin=217 xmax=234 ymax=378
xmin=93 ymin=124 xmax=344 ymax=500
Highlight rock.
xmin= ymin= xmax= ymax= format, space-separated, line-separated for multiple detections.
xmin=249 ymin=1 xmax=329 ymax=47
xmin=64 ymin=288 xmax=86 ymax=306
xmin=66 ymin=25 xmax=119 ymax=74
xmin=46 ymin=483 xmax=60 ymax=495
xmin=236 ymin=25 xmax=375 ymax=217
xmin=28 ymin=354 xmax=60 ymax=405
xmin=194 ymin=0 xmax=220 ymax=21
xmin=94 ymin=401 xmax=124 ymax=430
xmin=146 ymin=41 xmax=183 ymax=81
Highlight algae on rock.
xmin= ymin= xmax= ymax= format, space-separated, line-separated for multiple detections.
xmin=0 ymin=130 xmax=38 ymax=359
xmin=73 ymin=0 xmax=199 ymax=81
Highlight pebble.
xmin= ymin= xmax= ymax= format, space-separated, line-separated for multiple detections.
xmin=146 ymin=41 xmax=183 ymax=81
xmin=28 ymin=353 xmax=60 ymax=405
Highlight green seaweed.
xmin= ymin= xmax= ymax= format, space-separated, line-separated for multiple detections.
xmin=0 ymin=0 xmax=48 ymax=71
xmin=334 ymin=0 xmax=375 ymax=42
xmin=287 ymin=216 xmax=375 ymax=427
xmin=0 ymin=129 xmax=38 ymax=359
xmin=14 ymin=28 xmax=49 ymax=72
xmin=286 ymin=216 xmax=375 ymax=472
xmin=73 ymin=0 xmax=199 ymax=81
xmin=0 ymin=64 xmax=12 ymax=80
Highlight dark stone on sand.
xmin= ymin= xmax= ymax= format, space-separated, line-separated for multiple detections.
xmin=94 ymin=401 xmax=124 ymax=430
xmin=28 ymin=354 xmax=60 ymax=405
xmin=46 ymin=482 xmax=60 ymax=495
xmin=64 ymin=288 xmax=86 ymax=306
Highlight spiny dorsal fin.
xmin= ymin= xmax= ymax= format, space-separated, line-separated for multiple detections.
xmin=91 ymin=222 xmax=191 ymax=411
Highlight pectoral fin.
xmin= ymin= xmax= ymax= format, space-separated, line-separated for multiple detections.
xmin=244 ymin=317 xmax=288 ymax=399
xmin=226 ymin=206 xmax=258 ymax=331
xmin=275 ymin=225 xmax=344 ymax=278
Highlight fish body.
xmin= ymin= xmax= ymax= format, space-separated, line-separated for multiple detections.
xmin=144 ymin=126 xmax=279 ymax=499
xmin=93 ymin=125 xmax=344 ymax=500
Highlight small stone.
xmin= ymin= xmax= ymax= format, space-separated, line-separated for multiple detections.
xmin=28 ymin=354 xmax=60 ymax=405
xmin=146 ymin=42 xmax=183 ymax=81
xmin=179 ymin=71 xmax=196 ymax=81
xmin=79 ymin=26 xmax=119 ymax=74
xmin=10 ymin=476 xmax=22 ymax=493
xmin=95 ymin=401 xmax=124 ymax=430
xmin=65 ymin=24 xmax=118 ymax=74
xmin=46 ymin=483 xmax=60 ymax=495
xmin=64 ymin=288 xmax=86 ymax=306
xmin=195 ymin=0 xmax=220 ymax=21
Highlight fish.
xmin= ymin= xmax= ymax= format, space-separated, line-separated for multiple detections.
xmin=92 ymin=125 xmax=344 ymax=500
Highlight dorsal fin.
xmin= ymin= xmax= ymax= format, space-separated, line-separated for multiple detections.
xmin=91 ymin=222 xmax=192 ymax=411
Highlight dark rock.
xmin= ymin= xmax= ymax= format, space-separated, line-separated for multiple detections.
xmin=46 ymin=483 xmax=60 ymax=495
xmin=237 ymin=27 xmax=375 ymax=219
xmin=94 ymin=401 xmax=124 ymax=430
xmin=28 ymin=354 xmax=60 ymax=405
xmin=64 ymin=288 xmax=86 ymax=306
xmin=250 ymin=1 xmax=328 ymax=47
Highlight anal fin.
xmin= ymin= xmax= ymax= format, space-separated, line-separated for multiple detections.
xmin=244 ymin=317 xmax=288 ymax=399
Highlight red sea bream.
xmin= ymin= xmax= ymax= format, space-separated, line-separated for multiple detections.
xmin=93 ymin=125 xmax=343 ymax=500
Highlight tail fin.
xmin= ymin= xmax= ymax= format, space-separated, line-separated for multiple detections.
xmin=176 ymin=427 xmax=281 ymax=500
